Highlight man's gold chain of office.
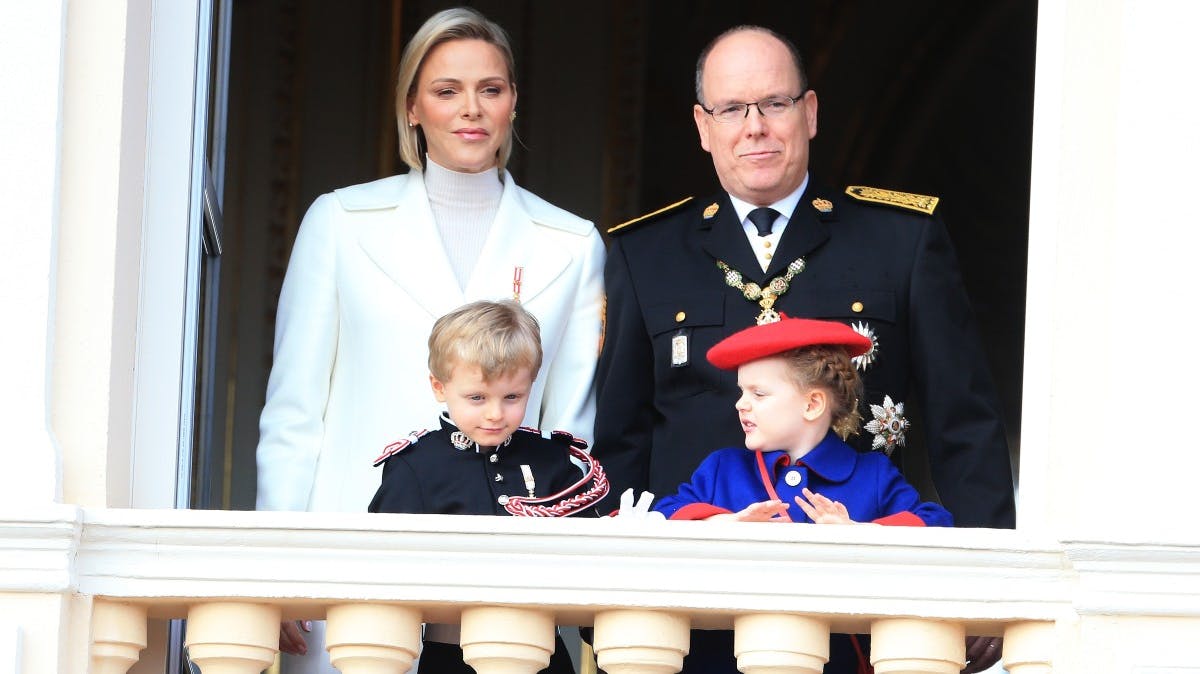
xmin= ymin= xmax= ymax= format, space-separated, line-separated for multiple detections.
xmin=715 ymin=257 xmax=807 ymax=325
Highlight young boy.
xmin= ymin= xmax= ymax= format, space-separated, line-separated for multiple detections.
xmin=368 ymin=300 xmax=608 ymax=674
xmin=652 ymin=316 xmax=951 ymax=526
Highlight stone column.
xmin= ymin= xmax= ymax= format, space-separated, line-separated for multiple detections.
xmin=325 ymin=603 xmax=422 ymax=674
xmin=592 ymin=609 xmax=690 ymax=674
xmin=870 ymin=618 xmax=965 ymax=674
xmin=184 ymin=601 xmax=281 ymax=674
xmin=461 ymin=606 xmax=555 ymax=674
xmin=90 ymin=600 xmax=148 ymax=674
xmin=1003 ymin=621 xmax=1055 ymax=673
xmin=734 ymin=614 xmax=829 ymax=674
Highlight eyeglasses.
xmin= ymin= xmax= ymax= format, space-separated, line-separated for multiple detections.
xmin=699 ymin=92 xmax=807 ymax=124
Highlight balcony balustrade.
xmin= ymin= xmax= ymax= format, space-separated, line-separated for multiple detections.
xmin=16 ymin=505 xmax=1199 ymax=673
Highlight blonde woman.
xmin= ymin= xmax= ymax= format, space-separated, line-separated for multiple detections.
xmin=255 ymin=8 xmax=604 ymax=672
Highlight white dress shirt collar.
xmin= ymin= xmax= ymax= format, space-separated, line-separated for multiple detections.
xmin=727 ymin=174 xmax=809 ymax=271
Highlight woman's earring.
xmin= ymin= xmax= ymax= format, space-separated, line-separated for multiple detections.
xmin=510 ymin=110 xmax=517 ymax=121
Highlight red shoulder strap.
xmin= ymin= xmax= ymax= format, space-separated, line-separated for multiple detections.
xmin=754 ymin=451 xmax=793 ymax=522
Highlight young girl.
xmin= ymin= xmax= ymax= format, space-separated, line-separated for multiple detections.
xmin=652 ymin=316 xmax=951 ymax=526
xmin=652 ymin=317 xmax=952 ymax=674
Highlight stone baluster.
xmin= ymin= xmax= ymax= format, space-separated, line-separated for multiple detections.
xmin=734 ymin=614 xmax=829 ymax=674
xmin=592 ymin=609 xmax=690 ymax=674
xmin=326 ymin=603 xmax=422 ymax=674
xmin=90 ymin=600 xmax=147 ymax=674
xmin=184 ymin=601 xmax=281 ymax=674
xmin=870 ymin=618 xmax=965 ymax=674
xmin=461 ymin=606 xmax=555 ymax=674
xmin=1003 ymin=621 xmax=1055 ymax=673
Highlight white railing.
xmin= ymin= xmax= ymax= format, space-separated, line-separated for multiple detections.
xmin=10 ymin=505 xmax=1200 ymax=673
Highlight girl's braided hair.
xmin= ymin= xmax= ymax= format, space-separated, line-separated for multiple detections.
xmin=780 ymin=345 xmax=863 ymax=439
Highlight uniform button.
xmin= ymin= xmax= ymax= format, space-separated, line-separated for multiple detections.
xmin=675 ymin=311 xmax=686 ymax=322
xmin=764 ymin=241 xmax=772 ymax=249
xmin=851 ymin=301 xmax=864 ymax=313
xmin=498 ymin=495 xmax=509 ymax=505
xmin=494 ymin=474 xmax=504 ymax=483
xmin=765 ymin=252 xmax=773 ymax=260
xmin=785 ymin=470 xmax=802 ymax=487
xmin=489 ymin=453 xmax=499 ymax=463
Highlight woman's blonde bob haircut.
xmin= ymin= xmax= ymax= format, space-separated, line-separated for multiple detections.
xmin=395 ymin=7 xmax=517 ymax=173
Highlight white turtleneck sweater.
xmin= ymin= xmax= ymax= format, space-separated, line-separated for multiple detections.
xmin=423 ymin=156 xmax=503 ymax=290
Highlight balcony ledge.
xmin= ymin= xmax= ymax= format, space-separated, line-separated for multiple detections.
xmin=4 ymin=505 xmax=1199 ymax=633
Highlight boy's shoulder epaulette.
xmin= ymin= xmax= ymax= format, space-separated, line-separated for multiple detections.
xmin=516 ymin=426 xmax=590 ymax=451
xmin=372 ymin=429 xmax=430 ymax=466
xmin=606 ymin=197 xmax=694 ymax=235
xmin=550 ymin=429 xmax=589 ymax=451
xmin=845 ymin=185 xmax=939 ymax=215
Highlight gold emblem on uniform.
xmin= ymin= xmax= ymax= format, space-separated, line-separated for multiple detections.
xmin=812 ymin=198 xmax=833 ymax=213
xmin=607 ymin=196 xmax=694 ymax=235
xmin=716 ymin=257 xmax=807 ymax=325
xmin=703 ymin=202 xmax=720 ymax=219
xmin=845 ymin=186 xmax=939 ymax=215
xmin=851 ymin=301 xmax=864 ymax=313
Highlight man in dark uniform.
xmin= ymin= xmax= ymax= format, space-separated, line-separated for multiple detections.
xmin=593 ymin=25 xmax=1011 ymax=674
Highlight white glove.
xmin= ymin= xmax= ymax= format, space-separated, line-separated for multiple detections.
xmin=614 ymin=488 xmax=665 ymax=520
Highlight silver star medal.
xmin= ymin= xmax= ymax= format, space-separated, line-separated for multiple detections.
xmin=850 ymin=321 xmax=878 ymax=371
xmin=864 ymin=395 xmax=909 ymax=455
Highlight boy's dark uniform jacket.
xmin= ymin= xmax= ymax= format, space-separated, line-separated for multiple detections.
xmin=595 ymin=182 xmax=1015 ymax=529
xmin=369 ymin=416 xmax=596 ymax=516
xmin=369 ymin=417 xmax=596 ymax=674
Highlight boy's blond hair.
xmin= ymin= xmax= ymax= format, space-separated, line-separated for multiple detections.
xmin=780 ymin=345 xmax=864 ymax=440
xmin=428 ymin=300 xmax=542 ymax=382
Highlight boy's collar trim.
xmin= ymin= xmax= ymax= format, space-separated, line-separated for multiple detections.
xmin=439 ymin=413 xmax=512 ymax=452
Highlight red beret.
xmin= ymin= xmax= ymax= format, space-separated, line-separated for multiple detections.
xmin=706 ymin=317 xmax=872 ymax=370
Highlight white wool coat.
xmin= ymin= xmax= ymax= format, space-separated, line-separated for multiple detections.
xmin=256 ymin=171 xmax=604 ymax=514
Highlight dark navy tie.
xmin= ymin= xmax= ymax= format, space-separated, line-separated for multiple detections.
xmin=747 ymin=207 xmax=779 ymax=237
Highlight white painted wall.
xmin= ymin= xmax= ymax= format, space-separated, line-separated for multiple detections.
xmin=1022 ymin=0 xmax=1200 ymax=544
xmin=1104 ymin=1 xmax=1200 ymax=540
xmin=0 ymin=0 xmax=66 ymax=509
xmin=53 ymin=0 xmax=137 ymax=509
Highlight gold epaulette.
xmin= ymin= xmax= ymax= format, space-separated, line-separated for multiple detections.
xmin=845 ymin=186 xmax=939 ymax=215
xmin=606 ymin=197 xmax=694 ymax=235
